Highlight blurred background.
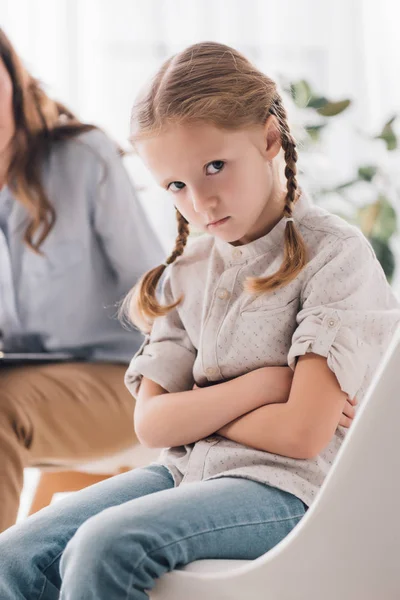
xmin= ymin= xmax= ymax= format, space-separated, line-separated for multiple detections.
xmin=1 ymin=0 xmax=400 ymax=520
xmin=2 ymin=0 xmax=400 ymax=286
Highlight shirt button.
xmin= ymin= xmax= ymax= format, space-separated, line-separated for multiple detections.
xmin=205 ymin=367 xmax=217 ymax=377
xmin=232 ymin=248 xmax=242 ymax=259
xmin=217 ymin=288 xmax=230 ymax=300
xmin=328 ymin=319 xmax=337 ymax=328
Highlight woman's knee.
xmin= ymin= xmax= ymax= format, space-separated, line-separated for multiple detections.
xmin=0 ymin=391 xmax=31 ymax=451
xmin=0 ymin=373 xmax=36 ymax=450
xmin=0 ymin=384 xmax=15 ymax=418
xmin=0 ymin=375 xmax=26 ymax=421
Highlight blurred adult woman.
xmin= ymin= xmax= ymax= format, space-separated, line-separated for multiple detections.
xmin=0 ymin=28 xmax=163 ymax=532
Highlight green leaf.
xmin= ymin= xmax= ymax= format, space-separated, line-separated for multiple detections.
xmin=316 ymin=99 xmax=351 ymax=117
xmin=358 ymin=202 xmax=380 ymax=237
xmin=369 ymin=237 xmax=396 ymax=282
xmin=375 ymin=115 xmax=398 ymax=151
xmin=307 ymin=95 xmax=329 ymax=109
xmin=373 ymin=196 xmax=397 ymax=242
xmin=304 ymin=124 xmax=326 ymax=142
xmin=358 ymin=196 xmax=397 ymax=242
xmin=358 ymin=165 xmax=378 ymax=181
xmin=290 ymin=80 xmax=312 ymax=108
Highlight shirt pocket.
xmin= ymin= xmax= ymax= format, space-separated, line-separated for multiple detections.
xmin=240 ymin=295 xmax=299 ymax=318
xmin=232 ymin=296 xmax=300 ymax=369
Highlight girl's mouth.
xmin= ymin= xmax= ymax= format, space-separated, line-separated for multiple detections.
xmin=207 ymin=216 xmax=230 ymax=229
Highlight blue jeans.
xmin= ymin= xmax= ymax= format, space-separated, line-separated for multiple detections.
xmin=0 ymin=464 xmax=307 ymax=599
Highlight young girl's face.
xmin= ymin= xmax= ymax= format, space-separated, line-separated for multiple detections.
xmin=136 ymin=120 xmax=285 ymax=246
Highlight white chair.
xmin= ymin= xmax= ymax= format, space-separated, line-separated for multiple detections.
xmin=150 ymin=325 xmax=400 ymax=600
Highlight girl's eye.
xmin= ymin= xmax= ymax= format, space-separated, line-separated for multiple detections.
xmin=168 ymin=181 xmax=186 ymax=192
xmin=206 ymin=160 xmax=225 ymax=175
xmin=166 ymin=161 xmax=224 ymax=191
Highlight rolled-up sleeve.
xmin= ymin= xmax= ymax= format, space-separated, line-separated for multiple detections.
xmin=287 ymin=235 xmax=400 ymax=399
xmin=125 ymin=270 xmax=196 ymax=397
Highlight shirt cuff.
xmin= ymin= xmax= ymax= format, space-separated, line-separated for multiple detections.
xmin=287 ymin=311 xmax=372 ymax=399
xmin=124 ymin=336 xmax=195 ymax=398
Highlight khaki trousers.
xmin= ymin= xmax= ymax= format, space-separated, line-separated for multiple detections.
xmin=0 ymin=361 xmax=138 ymax=532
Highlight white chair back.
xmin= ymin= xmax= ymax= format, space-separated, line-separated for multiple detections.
xmin=151 ymin=326 xmax=400 ymax=600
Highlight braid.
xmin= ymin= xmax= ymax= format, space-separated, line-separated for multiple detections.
xmin=120 ymin=209 xmax=190 ymax=332
xmin=270 ymin=94 xmax=300 ymax=214
xmin=246 ymin=94 xmax=307 ymax=294
xmin=165 ymin=209 xmax=190 ymax=266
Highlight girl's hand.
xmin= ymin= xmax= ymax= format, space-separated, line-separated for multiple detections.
xmin=192 ymin=367 xmax=293 ymax=402
xmin=339 ymin=396 xmax=358 ymax=428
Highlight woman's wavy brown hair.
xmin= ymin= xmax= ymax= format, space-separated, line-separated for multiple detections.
xmin=0 ymin=28 xmax=96 ymax=252
xmin=125 ymin=41 xmax=307 ymax=332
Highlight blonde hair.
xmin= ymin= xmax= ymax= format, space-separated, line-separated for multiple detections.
xmin=125 ymin=41 xmax=307 ymax=332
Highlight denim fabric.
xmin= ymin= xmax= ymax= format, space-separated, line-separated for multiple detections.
xmin=0 ymin=464 xmax=307 ymax=599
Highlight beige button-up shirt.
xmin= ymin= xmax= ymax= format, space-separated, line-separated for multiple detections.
xmin=125 ymin=193 xmax=400 ymax=506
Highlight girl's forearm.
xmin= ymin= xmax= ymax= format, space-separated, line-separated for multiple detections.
xmin=217 ymin=403 xmax=311 ymax=460
xmin=135 ymin=366 xmax=292 ymax=448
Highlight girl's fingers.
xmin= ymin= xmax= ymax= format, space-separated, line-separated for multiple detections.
xmin=340 ymin=397 xmax=359 ymax=427
xmin=342 ymin=400 xmax=356 ymax=419
xmin=339 ymin=415 xmax=352 ymax=428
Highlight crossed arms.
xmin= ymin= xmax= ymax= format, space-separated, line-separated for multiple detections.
xmin=134 ymin=353 xmax=355 ymax=460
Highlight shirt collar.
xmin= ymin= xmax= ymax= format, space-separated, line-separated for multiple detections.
xmin=214 ymin=192 xmax=313 ymax=266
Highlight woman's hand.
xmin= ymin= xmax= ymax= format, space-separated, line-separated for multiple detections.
xmin=339 ymin=396 xmax=358 ymax=428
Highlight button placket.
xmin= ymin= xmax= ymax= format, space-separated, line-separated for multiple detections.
xmin=181 ymin=438 xmax=219 ymax=484
xmin=201 ymin=270 xmax=236 ymax=381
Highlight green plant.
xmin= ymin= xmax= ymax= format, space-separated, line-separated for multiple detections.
xmin=285 ymin=79 xmax=399 ymax=282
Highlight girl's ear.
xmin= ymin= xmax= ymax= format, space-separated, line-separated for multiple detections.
xmin=264 ymin=115 xmax=282 ymax=161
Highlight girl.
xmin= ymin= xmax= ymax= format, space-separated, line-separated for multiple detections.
xmin=0 ymin=41 xmax=399 ymax=599
xmin=0 ymin=28 xmax=163 ymax=533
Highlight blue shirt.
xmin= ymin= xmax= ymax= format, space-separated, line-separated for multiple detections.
xmin=0 ymin=128 xmax=164 ymax=362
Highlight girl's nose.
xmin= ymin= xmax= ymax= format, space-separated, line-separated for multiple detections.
xmin=191 ymin=189 xmax=218 ymax=214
